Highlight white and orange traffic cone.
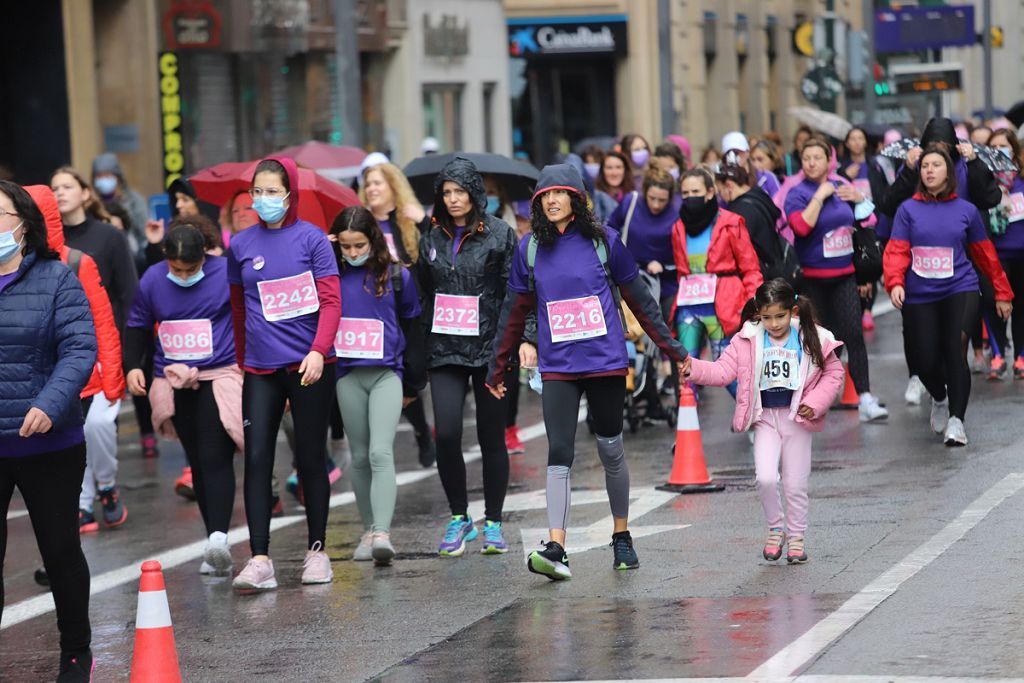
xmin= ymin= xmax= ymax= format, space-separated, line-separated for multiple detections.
xmin=657 ymin=384 xmax=725 ymax=494
xmin=130 ymin=560 xmax=182 ymax=682
xmin=838 ymin=362 xmax=859 ymax=409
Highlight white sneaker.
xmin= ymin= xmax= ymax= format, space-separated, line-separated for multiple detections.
xmin=858 ymin=393 xmax=889 ymax=422
xmin=203 ymin=531 xmax=232 ymax=576
xmin=904 ymin=376 xmax=924 ymax=405
xmin=943 ymin=416 xmax=968 ymax=446
xmin=371 ymin=532 xmax=395 ymax=566
xmin=199 ymin=560 xmax=216 ymax=575
xmin=930 ymin=398 xmax=949 ymax=434
xmin=353 ymin=530 xmax=374 ymax=561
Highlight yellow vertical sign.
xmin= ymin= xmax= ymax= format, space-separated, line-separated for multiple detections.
xmin=159 ymin=52 xmax=184 ymax=189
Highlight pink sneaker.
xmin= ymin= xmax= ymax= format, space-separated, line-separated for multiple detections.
xmin=232 ymin=557 xmax=277 ymax=591
xmin=786 ymin=536 xmax=808 ymax=564
xmin=762 ymin=527 xmax=785 ymax=561
xmin=301 ymin=541 xmax=333 ymax=584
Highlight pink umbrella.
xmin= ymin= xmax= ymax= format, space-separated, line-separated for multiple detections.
xmin=190 ymin=160 xmax=361 ymax=231
xmin=272 ymin=141 xmax=367 ymax=182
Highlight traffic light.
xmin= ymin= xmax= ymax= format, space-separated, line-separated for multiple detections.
xmin=874 ymin=80 xmax=893 ymax=96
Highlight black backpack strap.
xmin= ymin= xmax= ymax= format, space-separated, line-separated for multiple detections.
xmin=389 ymin=263 xmax=404 ymax=294
xmin=67 ymin=247 xmax=83 ymax=278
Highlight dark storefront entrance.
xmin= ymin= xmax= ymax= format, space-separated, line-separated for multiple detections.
xmin=508 ymin=15 xmax=626 ymax=166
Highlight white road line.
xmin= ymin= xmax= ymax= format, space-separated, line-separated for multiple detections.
xmin=528 ymin=677 xmax=1024 ymax=683
xmin=0 ymin=409 xmax=583 ymax=631
xmin=748 ymin=472 xmax=1024 ymax=679
xmin=871 ymin=298 xmax=896 ymax=318
xmin=6 ymin=509 xmax=28 ymax=521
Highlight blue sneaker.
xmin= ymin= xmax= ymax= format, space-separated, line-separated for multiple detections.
xmin=438 ymin=515 xmax=478 ymax=557
xmin=285 ymin=471 xmax=299 ymax=499
xmin=480 ymin=520 xmax=509 ymax=555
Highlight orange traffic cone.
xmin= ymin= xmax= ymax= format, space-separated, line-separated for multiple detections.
xmin=657 ymin=384 xmax=725 ymax=494
xmin=838 ymin=363 xmax=859 ymax=409
xmin=130 ymin=561 xmax=182 ymax=682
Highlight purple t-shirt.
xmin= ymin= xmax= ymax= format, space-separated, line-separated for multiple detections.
xmin=785 ymin=179 xmax=857 ymax=273
xmin=508 ymin=226 xmax=638 ymax=375
xmin=890 ymin=196 xmax=986 ymax=304
xmin=226 ymin=219 xmax=339 ymax=369
xmin=335 ymin=264 xmax=420 ymax=378
xmin=607 ymin=192 xmax=680 ymax=300
xmin=127 ymin=256 xmax=236 ymax=377
xmin=757 ymin=169 xmax=781 ymax=198
xmin=992 ymin=176 xmax=1024 ymax=257
xmin=0 ymin=272 xmax=16 ymax=294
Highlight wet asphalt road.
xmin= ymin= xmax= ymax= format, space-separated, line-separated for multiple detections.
xmin=3 ymin=309 xmax=1024 ymax=682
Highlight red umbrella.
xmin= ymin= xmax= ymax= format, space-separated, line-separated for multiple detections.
xmin=189 ymin=160 xmax=361 ymax=231
xmin=273 ymin=141 xmax=367 ymax=182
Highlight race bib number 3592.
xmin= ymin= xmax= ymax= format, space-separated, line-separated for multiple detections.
xmin=159 ymin=319 xmax=213 ymax=361
xmin=257 ymin=271 xmax=320 ymax=322
xmin=911 ymin=246 xmax=954 ymax=280
xmin=822 ymin=227 xmax=854 ymax=259
xmin=547 ymin=295 xmax=607 ymax=343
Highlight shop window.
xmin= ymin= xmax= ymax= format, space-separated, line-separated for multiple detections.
xmin=423 ymin=84 xmax=463 ymax=153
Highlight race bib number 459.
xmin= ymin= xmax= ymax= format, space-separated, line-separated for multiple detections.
xmin=159 ymin=319 xmax=213 ymax=361
xmin=547 ymin=295 xmax=607 ymax=343
xmin=760 ymin=345 xmax=801 ymax=392
xmin=257 ymin=271 xmax=319 ymax=322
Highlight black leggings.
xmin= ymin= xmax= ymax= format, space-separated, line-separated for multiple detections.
xmin=172 ymin=381 xmax=237 ymax=536
xmin=430 ymin=365 xmax=508 ymax=522
xmin=505 ymin=357 xmax=521 ymax=429
xmin=0 ymin=443 xmax=90 ymax=654
xmin=543 ymin=375 xmax=626 ymax=466
xmin=902 ymin=291 xmax=979 ymax=420
xmin=804 ymin=275 xmax=871 ymax=393
xmin=985 ymin=257 xmax=1024 ymax=360
xmin=242 ymin=369 xmax=333 ymax=555
xmin=402 ymin=393 xmax=430 ymax=437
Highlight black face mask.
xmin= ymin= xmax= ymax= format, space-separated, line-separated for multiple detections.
xmin=679 ymin=195 xmax=719 ymax=236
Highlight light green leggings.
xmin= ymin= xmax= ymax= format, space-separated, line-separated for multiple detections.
xmin=336 ymin=367 xmax=403 ymax=533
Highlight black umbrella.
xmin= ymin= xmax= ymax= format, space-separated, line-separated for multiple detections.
xmin=572 ymin=136 xmax=618 ymax=155
xmin=403 ymin=152 xmax=540 ymax=204
xmin=1006 ymin=101 xmax=1024 ymax=129
xmin=880 ymin=138 xmax=1017 ymax=174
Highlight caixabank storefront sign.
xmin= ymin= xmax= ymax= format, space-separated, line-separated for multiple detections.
xmin=508 ymin=14 xmax=628 ymax=58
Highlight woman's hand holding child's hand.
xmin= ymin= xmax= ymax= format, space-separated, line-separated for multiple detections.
xmin=797 ymin=404 xmax=816 ymax=419
xmin=678 ymin=357 xmax=692 ymax=378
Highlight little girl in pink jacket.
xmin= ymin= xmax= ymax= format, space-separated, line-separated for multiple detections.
xmin=681 ymin=278 xmax=845 ymax=564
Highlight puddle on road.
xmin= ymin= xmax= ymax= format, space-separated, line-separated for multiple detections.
xmin=376 ymin=594 xmax=850 ymax=681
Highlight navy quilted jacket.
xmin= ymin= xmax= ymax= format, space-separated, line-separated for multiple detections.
xmin=0 ymin=252 xmax=97 ymax=439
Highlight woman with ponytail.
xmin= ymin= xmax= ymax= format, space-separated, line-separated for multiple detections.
xmin=681 ymin=278 xmax=845 ymax=565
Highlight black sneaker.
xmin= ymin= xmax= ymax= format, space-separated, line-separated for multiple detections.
xmin=57 ymin=649 xmax=93 ymax=682
xmin=97 ymin=486 xmax=127 ymax=528
xmin=611 ymin=531 xmax=639 ymax=570
xmin=527 ymin=540 xmax=571 ymax=581
xmin=416 ymin=431 xmax=436 ymax=469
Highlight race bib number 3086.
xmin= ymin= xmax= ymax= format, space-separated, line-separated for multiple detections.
xmin=257 ymin=271 xmax=320 ymax=322
xmin=547 ymin=295 xmax=607 ymax=343
xmin=159 ymin=319 xmax=213 ymax=361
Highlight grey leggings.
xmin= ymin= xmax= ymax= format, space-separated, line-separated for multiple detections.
xmin=336 ymin=367 xmax=403 ymax=532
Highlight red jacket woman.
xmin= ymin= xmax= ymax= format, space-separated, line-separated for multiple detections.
xmin=28 ymin=184 xmax=124 ymax=402
xmin=671 ymin=199 xmax=762 ymax=336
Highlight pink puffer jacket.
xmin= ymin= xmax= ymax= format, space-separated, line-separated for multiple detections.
xmin=687 ymin=320 xmax=845 ymax=433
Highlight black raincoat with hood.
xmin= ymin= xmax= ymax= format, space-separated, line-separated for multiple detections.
xmin=418 ymin=157 xmax=519 ymax=369
xmin=878 ymin=117 xmax=1001 ymax=218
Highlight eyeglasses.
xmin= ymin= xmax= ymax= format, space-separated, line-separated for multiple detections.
xmin=248 ymin=187 xmax=289 ymax=200
xmin=0 ymin=208 xmax=19 ymax=219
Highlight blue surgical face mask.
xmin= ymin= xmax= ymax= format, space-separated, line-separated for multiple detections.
xmin=583 ymin=163 xmax=601 ymax=179
xmin=252 ymin=194 xmax=289 ymax=224
xmin=94 ymin=176 xmax=118 ymax=196
xmin=344 ymin=252 xmax=370 ymax=267
xmin=0 ymin=222 xmax=25 ymax=264
xmin=166 ymin=268 xmax=205 ymax=288
xmin=998 ymin=147 xmax=1013 ymax=159
xmin=485 ymin=195 xmax=500 ymax=214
